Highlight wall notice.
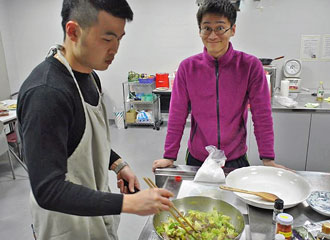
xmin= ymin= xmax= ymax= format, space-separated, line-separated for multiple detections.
xmin=300 ymin=35 xmax=321 ymax=61
xmin=321 ymin=34 xmax=330 ymax=61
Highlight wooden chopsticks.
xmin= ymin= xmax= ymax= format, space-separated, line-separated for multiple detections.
xmin=143 ymin=177 xmax=198 ymax=238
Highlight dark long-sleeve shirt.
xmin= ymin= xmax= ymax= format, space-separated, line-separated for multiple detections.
xmin=17 ymin=56 xmax=123 ymax=216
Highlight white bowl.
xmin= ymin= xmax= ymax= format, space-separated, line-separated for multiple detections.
xmin=225 ymin=166 xmax=311 ymax=209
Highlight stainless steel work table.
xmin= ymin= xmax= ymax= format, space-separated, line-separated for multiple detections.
xmin=138 ymin=166 xmax=330 ymax=240
xmin=272 ymin=93 xmax=330 ymax=111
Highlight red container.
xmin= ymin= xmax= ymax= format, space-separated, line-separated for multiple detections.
xmin=156 ymin=73 xmax=169 ymax=89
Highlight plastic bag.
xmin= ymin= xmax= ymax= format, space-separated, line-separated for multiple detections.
xmin=113 ymin=107 xmax=125 ymax=129
xmin=136 ymin=110 xmax=153 ymax=123
xmin=194 ymin=145 xmax=226 ymax=184
xmin=274 ymin=95 xmax=298 ymax=108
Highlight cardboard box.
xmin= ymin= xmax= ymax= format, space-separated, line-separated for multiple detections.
xmin=126 ymin=109 xmax=137 ymax=123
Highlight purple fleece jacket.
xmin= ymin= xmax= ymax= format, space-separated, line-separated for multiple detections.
xmin=164 ymin=43 xmax=274 ymax=163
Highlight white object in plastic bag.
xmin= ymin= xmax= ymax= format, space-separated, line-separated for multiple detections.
xmin=136 ymin=110 xmax=153 ymax=123
xmin=274 ymin=95 xmax=298 ymax=108
xmin=194 ymin=145 xmax=226 ymax=184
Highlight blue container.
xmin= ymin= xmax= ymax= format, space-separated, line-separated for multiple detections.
xmin=138 ymin=76 xmax=155 ymax=84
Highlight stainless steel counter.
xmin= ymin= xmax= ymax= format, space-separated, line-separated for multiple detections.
xmin=139 ymin=166 xmax=330 ymax=240
xmin=139 ymin=174 xmax=251 ymax=240
xmin=154 ymin=88 xmax=330 ymax=112
xmin=248 ymin=171 xmax=330 ymax=239
xmin=272 ymin=93 xmax=330 ymax=111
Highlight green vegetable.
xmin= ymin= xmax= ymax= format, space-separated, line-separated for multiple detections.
xmin=156 ymin=208 xmax=239 ymax=240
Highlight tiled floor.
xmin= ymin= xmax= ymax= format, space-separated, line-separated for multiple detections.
xmin=0 ymin=122 xmax=190 ymax=240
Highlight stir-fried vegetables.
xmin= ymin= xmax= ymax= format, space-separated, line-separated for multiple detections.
xmin=156 ymin=208 xmax=239 ymax=240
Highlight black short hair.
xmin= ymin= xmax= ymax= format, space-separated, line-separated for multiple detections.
xmin=61 ymin=0 xmax=133 ymax=38
xmin=197 ymin=0 xmax=237 ymax=28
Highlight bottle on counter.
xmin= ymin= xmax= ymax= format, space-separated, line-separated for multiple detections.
xmin=273 ymin=198 xmax=284 ymax=224
xmin=316 ymin=81 xmax=325 ymax=102
xmin=276 ymin=213 xmax=293 ymax=240
xmin=317 ymin=222 xmax=330 ymax=240
xmin=168 ymin=72 xmax=175 ymax=89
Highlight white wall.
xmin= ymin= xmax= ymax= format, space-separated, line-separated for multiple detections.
xmin=0 ymin=1 xmax=12 ymax=99
xmin=0 ymin=32 xmax=11 ymax=99
xmin=0 ymin=0 xmax=63 ymax=94
xmin=98 ymin=0 xmax=202 ymax=114
xmin=234 ymin=0 xmax=330 ymax=90
xmin=1 ymin=0 xmax=330 ymax=118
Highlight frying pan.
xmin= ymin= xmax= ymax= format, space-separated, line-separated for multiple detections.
xmin=153 ymin=196 xmax=245 ymax=239
xmin=259 ymin=56 xmax=284 ymax=65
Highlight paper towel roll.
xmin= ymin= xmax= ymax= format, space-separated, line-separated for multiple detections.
xmin=281 ymin=80 xmax=290 ymax=97
xmin=266 ymin=74 xmax=271 ymax=94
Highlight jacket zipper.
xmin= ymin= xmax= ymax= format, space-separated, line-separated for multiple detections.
xmin=215 ymin=60 xmax=221 ymax=149
xmin=190 ymin=115 xmax=197 ymax=143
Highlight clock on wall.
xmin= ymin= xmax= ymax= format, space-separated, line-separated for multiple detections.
xmin=283 ymin=59 xmax=302 ymax=92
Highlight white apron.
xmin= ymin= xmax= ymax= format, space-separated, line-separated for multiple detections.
xmin=30 ymin=46 xmax=120 ymax=240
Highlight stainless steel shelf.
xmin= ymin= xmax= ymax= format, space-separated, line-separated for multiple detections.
xmin=126 ymin=99 xmax=157 ymax=104
xmin=122 ymin=81 xmax=162 ymax=130
xmin=126 ymin=122 xmax=155 ymax=126
xmin=128 ymin=81 xmax=155 ymax=86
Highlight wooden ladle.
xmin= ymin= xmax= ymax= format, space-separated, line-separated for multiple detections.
xmin=220 ymin=185 xmax=279 ymax=202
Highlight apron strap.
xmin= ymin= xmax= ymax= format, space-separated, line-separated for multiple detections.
xmin=53 ymin=45 xmax=102 ymax=105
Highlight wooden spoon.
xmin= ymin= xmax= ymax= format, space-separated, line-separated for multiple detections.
xmin=220 ymin=185 xmax=279 ymax=202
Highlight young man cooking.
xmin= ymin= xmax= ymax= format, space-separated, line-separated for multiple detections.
xmin=17 ymin=1 xmax=173 ymax=239
xmin=153 ymin=0 xmax=289 ymax=171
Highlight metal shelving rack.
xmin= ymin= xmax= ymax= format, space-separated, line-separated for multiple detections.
xmin=122 ymin=81 xmax=162 ymax=130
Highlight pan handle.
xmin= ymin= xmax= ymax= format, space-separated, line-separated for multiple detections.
xmin=273 ymin=56 xmax=284 ymax=60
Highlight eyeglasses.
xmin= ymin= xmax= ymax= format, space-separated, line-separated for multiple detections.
xmin=200 ymin=26 xmax=232 ymax=36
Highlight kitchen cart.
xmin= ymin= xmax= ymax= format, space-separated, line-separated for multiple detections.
xmin=122 ymin=81 xmax=162 ymax=130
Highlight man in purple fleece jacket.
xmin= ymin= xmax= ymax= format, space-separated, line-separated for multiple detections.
xmin=153 ymin=0 xmax=288 ymax=171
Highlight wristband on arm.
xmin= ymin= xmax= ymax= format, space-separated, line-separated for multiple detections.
xmin=114 ymin=161 xmax=129 ymax=174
